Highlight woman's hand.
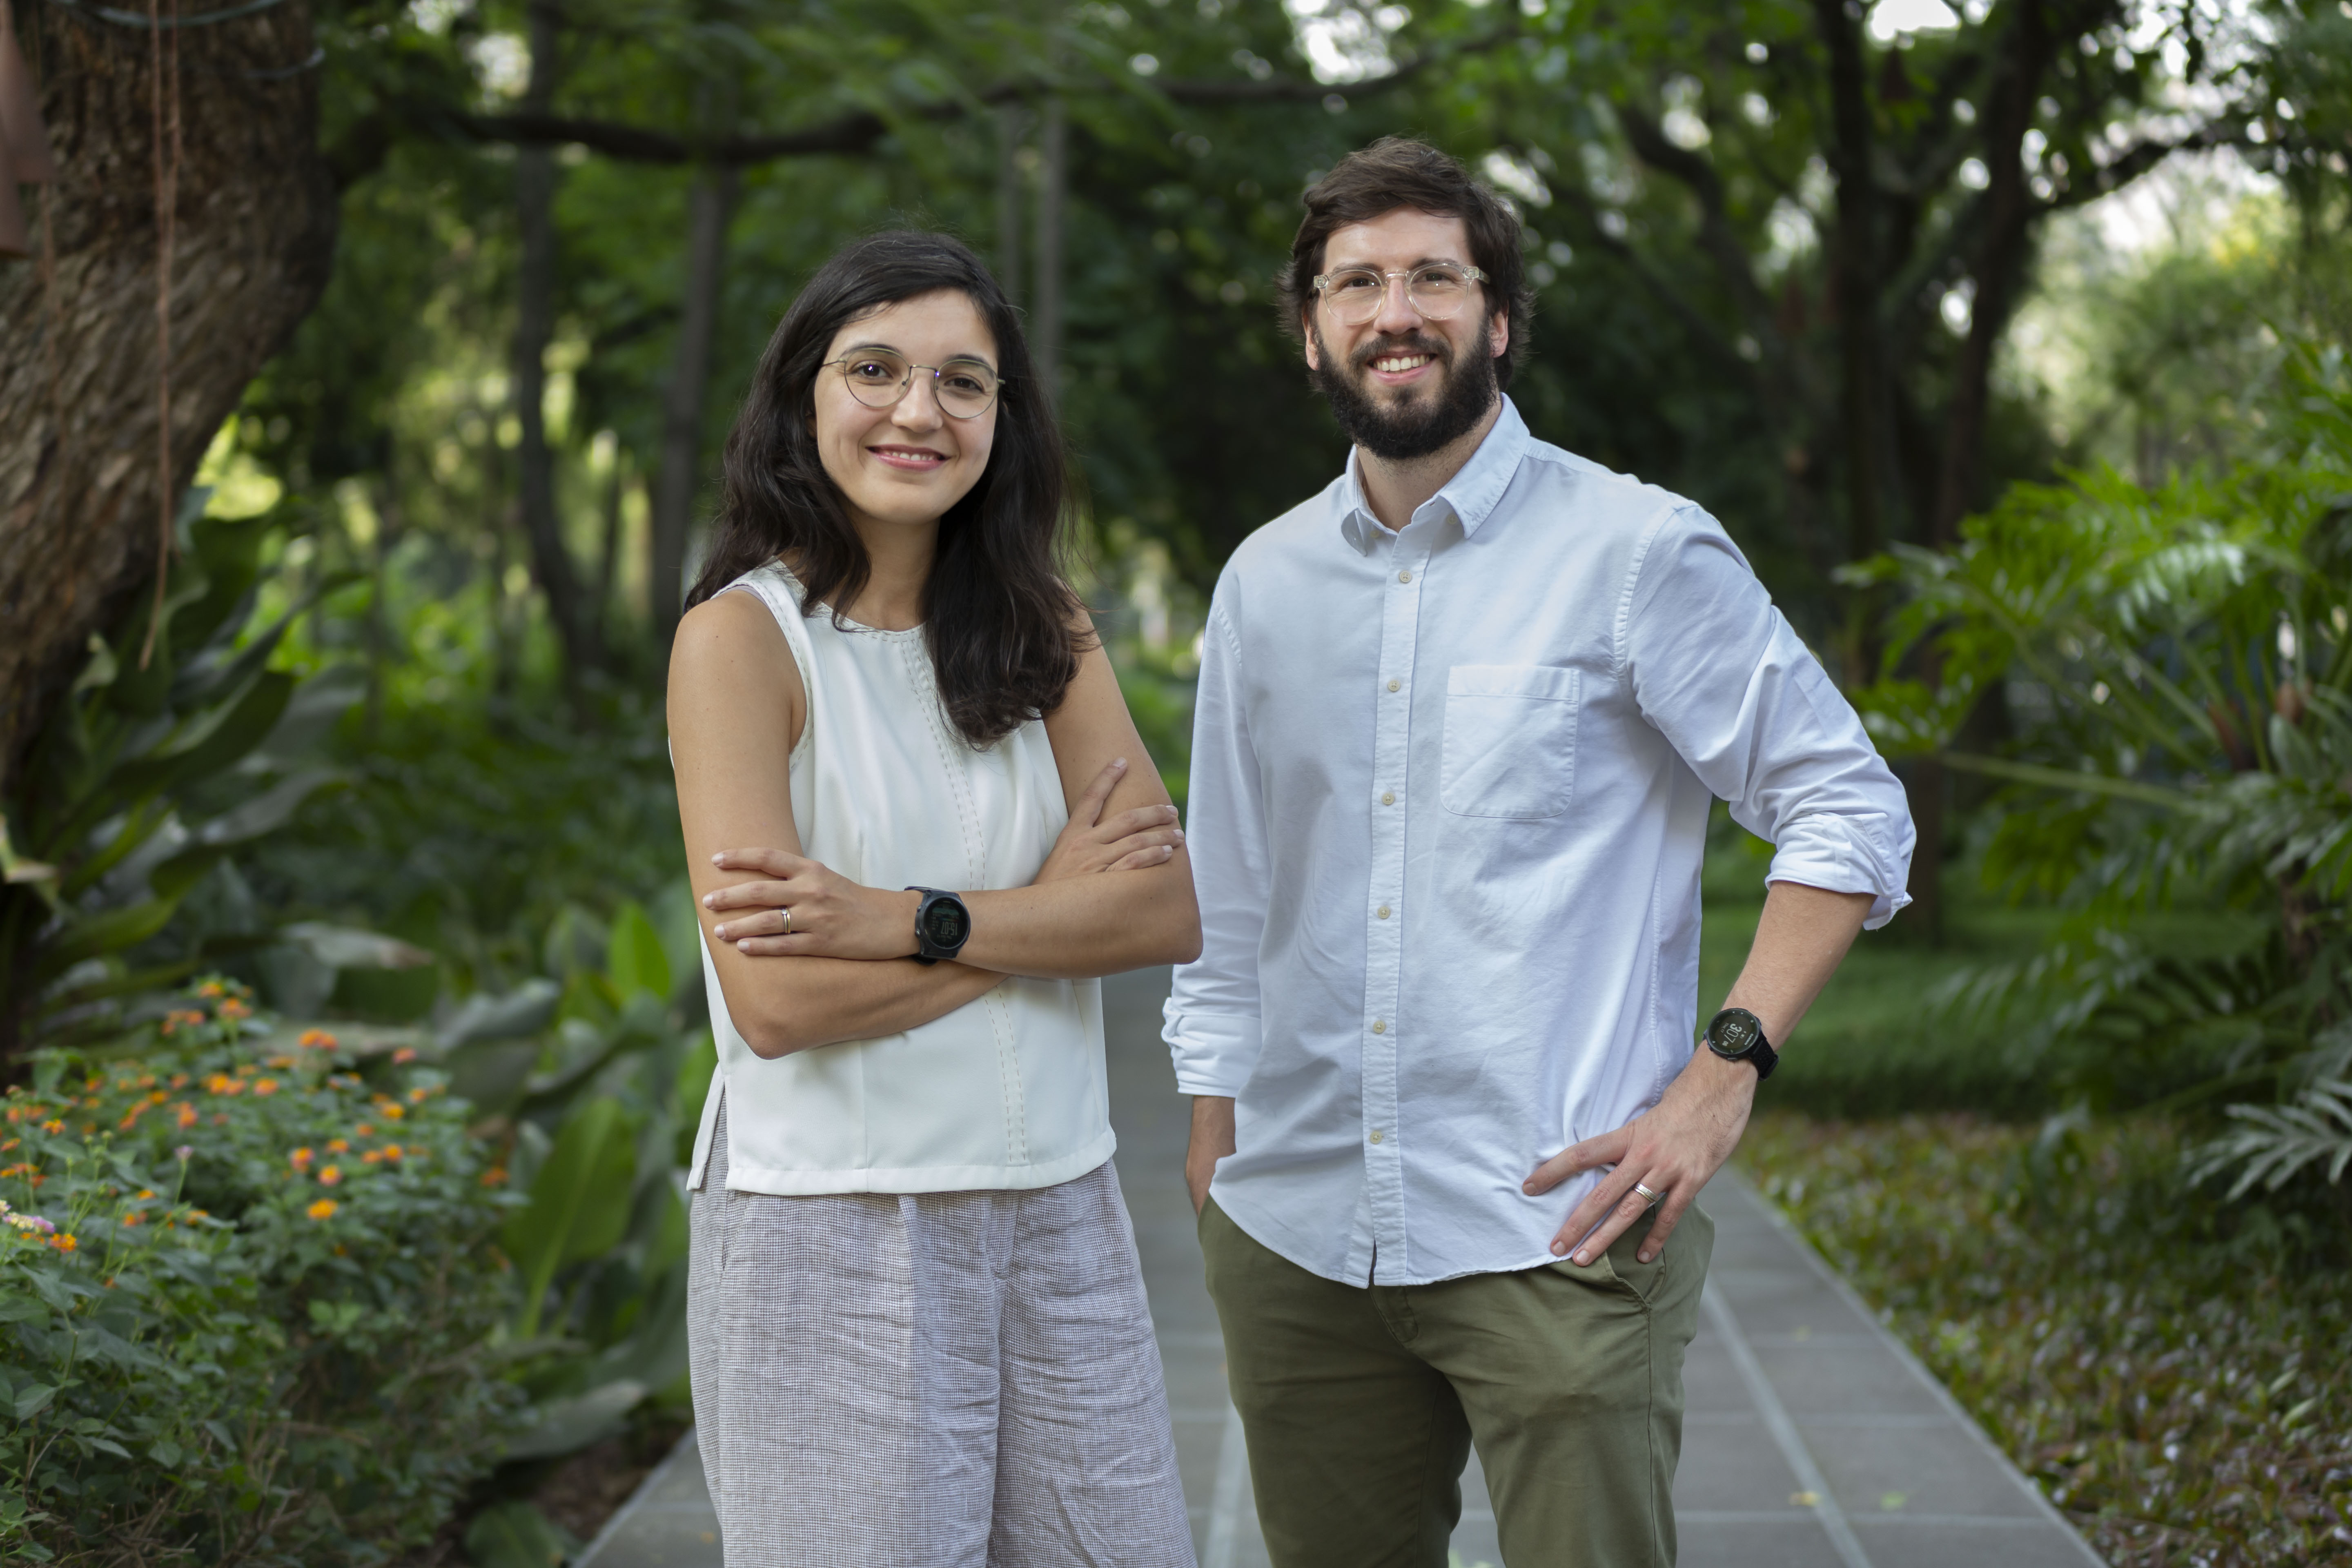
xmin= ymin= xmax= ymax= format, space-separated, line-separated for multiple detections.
xmin=1033 ymin=758 xmax=1184 ymax=884
xmin=704 ymin=850 xmax=921 ymax=960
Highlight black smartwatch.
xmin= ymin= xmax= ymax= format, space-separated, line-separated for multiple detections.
xmin=1702 ymin=1007 xmax=1779 ymax=1080
xmin=906 ymin=887 xmax=972 ymax=965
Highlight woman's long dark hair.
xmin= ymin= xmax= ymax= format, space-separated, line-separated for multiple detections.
xmin=686 ymin=231 xmax=1086 ymax=746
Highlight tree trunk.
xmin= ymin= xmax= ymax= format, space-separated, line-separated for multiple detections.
xmin=1911 ymin=0 xmax=2055 ymax=944
xmin=0 ymin=1 xmax=336 ymax=796
xmin=1031 ymin=95 xmax=1066 ymax=401
xmin=996 ymin=102 xmax=1025 ymax=305
xmin=650 ymin=164 xmax=737 ymax=652
xmin=511 ymin=0 xmax=599 ymax=683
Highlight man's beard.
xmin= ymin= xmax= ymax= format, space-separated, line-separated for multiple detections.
xmin=1310 ymin=321 xmax=1499 ymax=462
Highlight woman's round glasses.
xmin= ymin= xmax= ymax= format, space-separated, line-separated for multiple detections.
xmin=1312 ymin=263 xmax=1489 ymax=327
xmin=826 ymin=349 xmax=1002 ymax=419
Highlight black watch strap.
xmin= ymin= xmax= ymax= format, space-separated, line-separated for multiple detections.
xmin=906 ymin=887 xmax=971 ymax=966
xmin=1702 ymin=1007 xmax=1779 ymax=1080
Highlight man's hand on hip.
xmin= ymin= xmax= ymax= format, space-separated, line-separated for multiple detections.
xmin=1523 ymin=1049 xmax=1757 ymax=1267
xmin=1187 ymin=1096 xmax=1236 ymax=1215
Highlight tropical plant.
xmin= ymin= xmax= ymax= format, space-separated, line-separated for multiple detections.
xmin=1846 ymin=343 xmax=2352 ymax=1194
xmin=0 ymin=492 xmax=384 ymax=1061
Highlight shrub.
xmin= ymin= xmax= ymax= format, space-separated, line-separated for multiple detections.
xmin=0 ymin=980 xmax=524 ymax=1566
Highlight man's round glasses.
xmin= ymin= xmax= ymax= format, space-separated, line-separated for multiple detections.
xmin=1312 ymin=263 xmax=1489 ymax=327
xmin=826 ymin=348 xmax=1003 ymax=419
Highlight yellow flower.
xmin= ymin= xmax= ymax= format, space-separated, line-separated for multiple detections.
xmin=299 ymin=1029 xmax=338 ymax=1051
xmin=307 ymin=1199 xmax=337 ymax=1221
xmin=326 ymin=1138 xmax=349 ymax=1154
xmin=254 ymin=1079 xmax=280 ymax=1096
xmin=290 ymin=1148 xmax=314 ymax=1172
xmin=136 ymin=1189 xmax=155 ymax=1199
xmin=48 ymin=1234 xmax=76 ymax=1252
xmin=196 ymin=981 xmax=227 ymax=999
xmin=317 ymin=1166 xmax=343 ymax=1187
xmin=381 ymin=1144 xmax=404 ymax=1162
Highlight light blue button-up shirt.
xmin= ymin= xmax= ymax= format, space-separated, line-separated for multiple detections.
xmin=1163 ymin=399 xmax=1914 ymax=1286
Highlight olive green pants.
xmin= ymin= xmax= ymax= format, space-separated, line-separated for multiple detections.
xmin=1199 ymin=1198 xmax=1714 ymax=1568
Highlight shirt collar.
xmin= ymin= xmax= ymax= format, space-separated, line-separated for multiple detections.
xmin=1335 ymin=396 xmax=1532 ymax=553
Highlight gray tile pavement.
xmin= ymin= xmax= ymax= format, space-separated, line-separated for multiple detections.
xmin=578 ymin=969 xmax=2102 ymax=1568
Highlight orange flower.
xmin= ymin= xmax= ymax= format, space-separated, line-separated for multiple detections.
xmin=299 ymin=1029 xmax=338 ymax=1051
xmin=146 ymin=1090 xmax=167 ymax=1105
xmin=196 ymin=980 xmax=227 ymax=999
xmin=218 ymin=998 xmax=252 ymax=1020
xmin=175 ymin=1103 xmax=198 ymax=1129
xmin=290 ymin=1148 xmax=314 ymax=1172
xmin=392 ymin=1047 xmax=419 ymax=1065
xmin=326 ymin=1138 xmax=349 ymax=1154
xmin=254 ymin=1079 xmax=280 ymax=1096
xmin=137 ymin=1190 xmax=155 ymax=1199
xmin=361 ymin=1150 xmax=383 ymax=1165
xmin=48 ymin=1234 xmax=75 ymax=1252
xmin=481 ymin=1167 xmax=509 ymax=1187
xmin=381 ymin=1144 xmax=404 ymax=1162
xmin=306 ymin=1199 xmax=337 ymax=1221
xmin=120 ymin=1212 xmax=143 ymax=1227
xmin=138 ymin=1075 xmax=156 ymax=1089
xmin=169 ymin=1074 xmax=189 ymax=1089
xmin=317 ymin=1166 xmax=343 ymax=1187
xmin=39 ymin=1120 xmax=62 ymax=1135
xmin=355 ymin=1123 xmax=374 ymax=1137
xmin=407 ymin=1086 xmax=431 ymax=1103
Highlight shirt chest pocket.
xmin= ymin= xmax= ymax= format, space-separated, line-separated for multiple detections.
xmin=1440 ymin=665 xmax=1581 ymax=820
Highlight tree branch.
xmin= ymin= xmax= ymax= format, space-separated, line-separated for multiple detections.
xmin=432 ymin=27 xmax=1523 ymax=166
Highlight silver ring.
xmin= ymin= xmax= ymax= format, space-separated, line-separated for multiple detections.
xmin=779 ymin=906 xmax=792 ymax=937
xmin=1633 ymin=1181 xmax=1662 ymax=1207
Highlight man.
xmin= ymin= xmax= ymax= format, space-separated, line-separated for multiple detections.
xmin=1162 ymin=137 xmax=1915 ymax=1567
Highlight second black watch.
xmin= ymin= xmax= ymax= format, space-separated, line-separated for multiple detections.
xmin=906 ymin=888 xmax=972 ymax=965
xmin=1702 ymin=1007 xmax=1779 ymax=1080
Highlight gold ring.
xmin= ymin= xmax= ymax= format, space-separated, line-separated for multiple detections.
xmin=1633 ymin=1181 xmax=1662 ymax=1207
xmin=780 ymin=906 xmax=792 ymax=937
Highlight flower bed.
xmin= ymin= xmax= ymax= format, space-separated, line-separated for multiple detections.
xmin=0 ymin=981 xmax=524 ymax=1565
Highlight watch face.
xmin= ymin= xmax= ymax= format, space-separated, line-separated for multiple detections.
xmin=1711 ymin=1013 xmax=1759 ymax=1056
xmin=921 ymin=898 xmax=970 ymax=948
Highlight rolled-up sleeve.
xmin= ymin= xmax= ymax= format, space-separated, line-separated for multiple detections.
xmin=1623 ymin=507 xmax=1915 ymax=928
xmin=1163 ymin=594 xmax=1270 ymax=1094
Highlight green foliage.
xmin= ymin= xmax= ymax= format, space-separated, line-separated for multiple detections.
xmin=0 ymin=980 xmax=523 ymax=1566
xmin=0 ymin=496 xmax=362 ymax=1058
xmin=1846 ymin=346 xmax=2352 ymax=1185
xmin=1744 ymin=1113 xmax=2352 ymax=1568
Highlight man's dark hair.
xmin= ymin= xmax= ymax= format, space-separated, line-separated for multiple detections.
xmin=687 ymin=230 xmax=1086 ymax=747
xmin=1278 ymin=137 xmax=1535 ymax=391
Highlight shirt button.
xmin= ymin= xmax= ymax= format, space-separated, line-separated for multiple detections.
xmin=1369 ymin=1129 xmax=1385 ymax=1145
xmin=1398 ymin=569 xmax=1413 ymax=583
xmin=1372 ymin=1019 xmax=1387 ymax=1034
xmin=1376 ymin=906 xmax=1391 ymax=919
xmin=1381 ymin=791 xmax=1395 ymax=806
xmin=1386 ymin=678 xmax=1401 ymax=692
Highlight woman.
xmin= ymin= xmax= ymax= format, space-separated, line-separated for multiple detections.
xmin=666 ymin=229 xmax=1202 ymax=1567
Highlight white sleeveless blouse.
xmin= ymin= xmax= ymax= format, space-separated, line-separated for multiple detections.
xmin=685 ymin=563 xmax=1113 ymax=1195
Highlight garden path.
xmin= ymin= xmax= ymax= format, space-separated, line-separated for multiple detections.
xmin=575 ymin=969 xmax=2103 ymax=1568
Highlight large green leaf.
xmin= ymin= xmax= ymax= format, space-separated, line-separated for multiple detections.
xmin=503 ymin=1096 xmax=638 ymax=1339
xmin=606 ymin=899 xmax=671 ymax=1001
xmin=461 ymin=1500 xmax=580 ymax=1568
